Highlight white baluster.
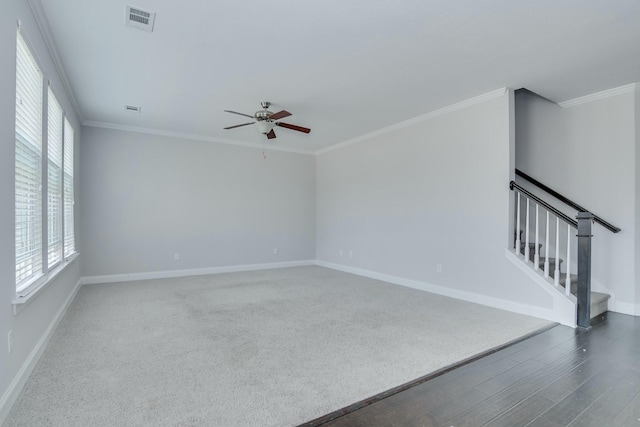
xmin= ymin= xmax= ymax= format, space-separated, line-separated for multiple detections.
xmin=554 ymin=217 xmax=560 ymax=286
xmin=534 ymin=204 xmax=540 ymax=270
xmin=565 ymin=226 xmax=571 ymax=296
xmin=525 ymin=198 xmax=530 ymax=262
xmin=515 ymin=192 xmax=521 ymax=254
xmin=544 ymin=211 xmax=550 ymax=279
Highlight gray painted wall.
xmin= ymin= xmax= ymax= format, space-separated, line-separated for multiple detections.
xmin=80 ymin=127 xmax=316 ymax=277
xmin=0 ymin=0 xmax=82 ymax=411
xmin=316 ymin=92 xmax=552 ymax=309
xmin=515 ymin=90 xmax=637 ymax=312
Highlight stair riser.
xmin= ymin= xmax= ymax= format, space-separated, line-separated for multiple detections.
xmin=591 ymin=299 xmax=608 ymax=318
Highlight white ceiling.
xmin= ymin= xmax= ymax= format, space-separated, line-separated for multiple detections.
xmin=38 ymin=0 xmax=640 ymax=153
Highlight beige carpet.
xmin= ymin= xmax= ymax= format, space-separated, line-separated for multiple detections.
xmin=4 ymin=266 xmax=551 ymax=426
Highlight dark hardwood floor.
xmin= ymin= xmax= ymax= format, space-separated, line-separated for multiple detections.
xmin=303 ymin=312 xmax=640 ymax=427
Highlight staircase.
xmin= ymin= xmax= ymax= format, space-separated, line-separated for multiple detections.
xmin=510 ymin=170 xmax=621 ymax=328
xmin=518 ymin=241 xmax=610 ymax=322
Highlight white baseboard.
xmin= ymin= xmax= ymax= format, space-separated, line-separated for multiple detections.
xmin=81 ymin=260 xmax=316 ymax=285
xmin=612 ymin=301 xmax=639 ymax=316
xmin=315 ymin=260 xmax=561 ymax=325
xmin=0 ymin=278 xmax=83 ymax=425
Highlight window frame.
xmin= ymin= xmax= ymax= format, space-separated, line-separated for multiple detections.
xmin=15 ymin=31 xmax=45 ymax=294
xmin=14 ymin=29 xmax=78 ymax=302
xmin=47 ymin=86 xmax=64 ymax=270
xmin=63 ymin=117 xmax=76 ymax=259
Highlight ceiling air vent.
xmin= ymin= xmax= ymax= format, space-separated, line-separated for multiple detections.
xmin=126 ymin=6 xmax=155 ymax=32
xmin=125 ymin=105 xmax=142 ymax=113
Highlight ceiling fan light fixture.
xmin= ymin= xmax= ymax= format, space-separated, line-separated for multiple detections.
xmin=223 ymin=102 xmax=310 ymax=140
xmin=256 ymin=120 xmax=275 ymax=134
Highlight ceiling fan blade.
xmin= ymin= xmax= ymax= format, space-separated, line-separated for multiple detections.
xmin=276 ymin=122 xmax=311 ymax=134
xmin=269 ymin=110 xmax=292 ymax=121
xmin=224 ymin=110 xmax=255 ymax=119
xmin=266 ymin=129 xmax=277 ymax=139
xmin=224 ymin=122 xmax=254 ymax=130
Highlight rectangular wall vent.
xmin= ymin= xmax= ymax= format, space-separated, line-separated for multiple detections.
xmin=126 ymin=6 xmax=155 ymax=32
xmin=125 ymin=105 xmax=142 ymax=113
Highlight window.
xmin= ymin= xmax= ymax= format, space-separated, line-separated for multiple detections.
xmin=63 ymin=118 xmax=75 ymax=257
xmin=15 ymin=32 xmax=76 ymax=295
xmin=15 ymin=32 xmax=44 ymax=292
xmin=47 ymin=88 xmax=63 ymax=268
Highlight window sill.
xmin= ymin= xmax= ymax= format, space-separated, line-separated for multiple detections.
xmin=12 ymin=252 xmax=80 ymax=315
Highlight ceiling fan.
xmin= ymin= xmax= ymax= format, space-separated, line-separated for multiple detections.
xmin=223 ymin=102 xmax=311 ymax=140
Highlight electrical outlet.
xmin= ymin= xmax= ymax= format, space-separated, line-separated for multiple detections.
xmin=348 ymin=250 xmax=353 ymax=258
xmin=174 ymin=253 xmax=180 ymax=260
xmin=273 ymin=247 xmax=278 ymax=255
xmin=339 ymin=249 xmax=343 ymax=256
xmin=436 ymin=264 xmax=443 ymax=273
xmin=8 ymin=330 xmax=13 ymax=354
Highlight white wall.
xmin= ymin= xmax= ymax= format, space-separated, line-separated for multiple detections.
xmin=316 ymin=91 xmax=552 ymax=312
xmin=0 ymin=0 xmax=82 ymax=419
xmin=80 ymin=127 xmax=316 ymax=277
xmin=515 ymin=89 xmax=637 ymax=313
xmin=636 ymin=89 xmax=640 ymax=309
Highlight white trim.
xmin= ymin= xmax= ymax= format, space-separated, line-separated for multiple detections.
xmin=83 ymin=88 xmax=508 ymax=156
xmin=81 ymin=260 xmax=316 ymax=285
xmin=0 ymin=278 xmax=82 ymax=426
xmin=13 ymin=253 xmax=79 ymax=314
xmin=558 ymin=83 xmax=639 ymax=108
xmin=315 ymin=88 xmax=507 ymax=155
xmin=314 ymin=258 xmax=570 ymax=326
xmin=611 ymin=301 xmax=639 ymax=316
xmin=504 ymin=249 xmax=572 ymax=299
xmin=26 ymin=0 xmax=83 ymax=123
xmin=82 ymin=121 xmax=314 ymax=155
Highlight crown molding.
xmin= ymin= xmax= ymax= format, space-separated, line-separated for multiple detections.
xmin=82 ymin=121 xmax=315 ymax=155
xmin=26 ymin=0 xmax=84 ymax=123
xmin=315 ymin=88 xmax=508 ymax=155
xmin=84 ymin=87 xmax=508 ymax=157
xmin=558 ymin=83 xmax=639 ymax=108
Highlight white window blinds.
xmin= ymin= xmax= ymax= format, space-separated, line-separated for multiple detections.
xmin=15 ymin=32 xmax=44 ymax=291
xmin=47 ymin=88 xmax=63 ymax=268
xmin=63 ymin=118 xmax=75 ymax=258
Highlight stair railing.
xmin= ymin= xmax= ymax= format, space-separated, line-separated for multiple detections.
xmin=512 ymin=170 xmax=621 ymax=328
xmin=510 ymin=182 xmax=596 ymax=328
xmin=515 ymin=169 xmax=620 ymax=233
xmin=512 ymin=182 xmax=576 ymax=291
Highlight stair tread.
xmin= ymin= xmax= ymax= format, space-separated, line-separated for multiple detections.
xmin=518 ymin=247 xmax=562 ymax=264
xmin=519 ymin=242 xmax=542 ymax=248
xmin=591 ymin=292 xmax=610 ymax=304
xmin=525 ymin=259 xmax=610 ymax=303
xmin=514 ymin=236 xmax=609 ymax=320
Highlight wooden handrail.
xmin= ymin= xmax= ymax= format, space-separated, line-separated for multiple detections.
xmin=515 ymin=169 xmax=620 ymax=233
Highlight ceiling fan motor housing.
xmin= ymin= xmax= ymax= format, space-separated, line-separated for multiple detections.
xmin=255 ymin=109 xmax=273 ymax=121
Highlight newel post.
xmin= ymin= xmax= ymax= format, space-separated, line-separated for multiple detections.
xmin=576 ymin=212 xmax=594 ymax=329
